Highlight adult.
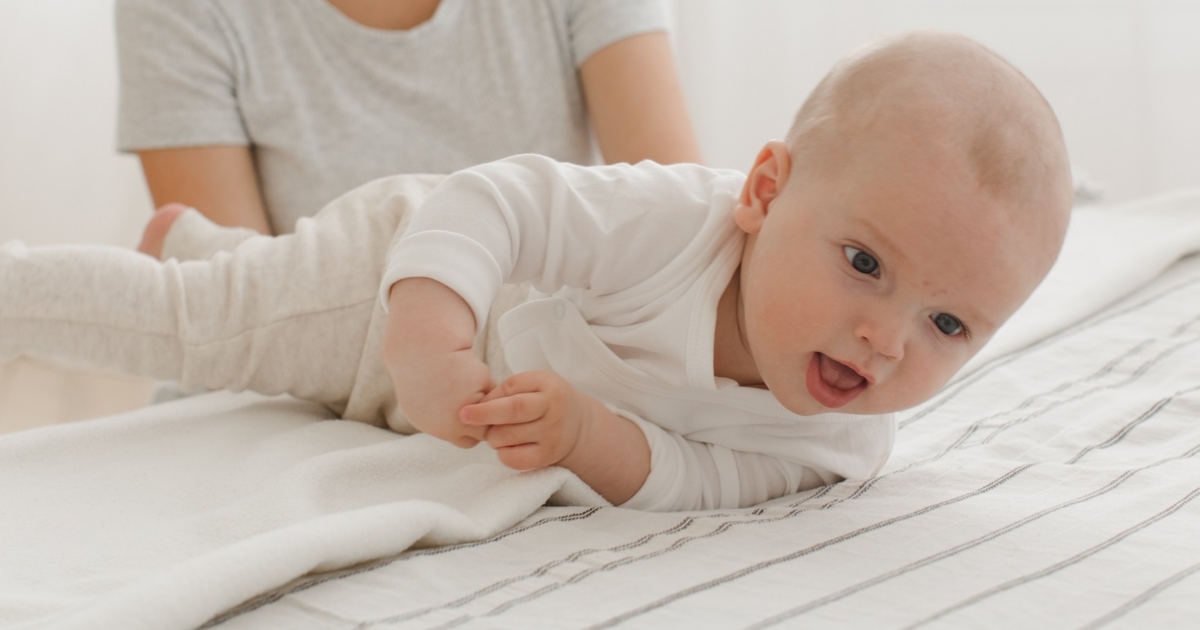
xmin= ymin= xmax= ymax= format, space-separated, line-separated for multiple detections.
xmin=116 ymin=0 xmax=701 ymax=234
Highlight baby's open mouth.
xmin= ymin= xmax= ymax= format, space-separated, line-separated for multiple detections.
xmin=805 ymin=353 xmax=868 ymax=409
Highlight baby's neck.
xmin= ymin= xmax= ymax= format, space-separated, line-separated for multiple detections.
xmin=712 ymin=268 xmax=762 ymax=386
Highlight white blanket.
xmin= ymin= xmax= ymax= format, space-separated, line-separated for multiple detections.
xmin=0 ymin=395 xmax=603 ymax=630
xmin=2 ymin=189 xmax=1200 ymax=630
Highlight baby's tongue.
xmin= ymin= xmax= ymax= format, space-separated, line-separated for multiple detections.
xmin=819 ymin=354 xmax=865 ymax=391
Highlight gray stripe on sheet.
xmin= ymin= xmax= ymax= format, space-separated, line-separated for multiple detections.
xmin=978 ymin=333 xmax=1199 ymax=446
xmin=1065 ymin=393 xmax=1180 ymax=464
xmin=365 ymin=517 xmax=705 ymax=628
xmin=597 ymin=434 xmax=1200 ymax=630
xmin=746 ymin=444 xmax=1199 ymax=629
xmin=895 ymin=320 xmax=1200 ymax=480
xmin=1077 ymin=560 xmax=1200 ymax=630
xmin=203 ymin=508 xmax=604 ymax=627
xmin=360 ymin=486 xmax=841 ymax=628
xmin=900 ymin=485 xmax=1200 ymax=630
xmin=902 ymin=313 xmax=1200 ymax=475
xmin=901 ymin=274 xmax=1200 ymax=429
xmin=582 ymin=465 xmax=1035 ymax=630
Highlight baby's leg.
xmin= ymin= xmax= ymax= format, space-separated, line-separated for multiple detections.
xmin=0 ymin=239 xmax=374 ymax=411
xmin=0 ymin=242 xmax=194 ymax=382
xmin=0 ymin=176 xmax=434 ymax=418
xmin=138 ymin=205 xmax=271 ymax=403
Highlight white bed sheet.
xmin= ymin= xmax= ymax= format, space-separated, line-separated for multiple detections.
xmin=3 ymin=191 xmax=1200 ymax=630
xmin=213 ymin=209 xmax=1200 ymax=629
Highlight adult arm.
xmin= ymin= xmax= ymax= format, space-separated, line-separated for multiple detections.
xmin=117 ymin=0 xmax=268 ymax=231
xmin=580 ymin=31 xmax=702 ymax=165
xmin=136 ymin=146 xmax=273 ymax=234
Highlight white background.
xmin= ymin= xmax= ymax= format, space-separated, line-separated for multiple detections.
xmin=2 ymin=0 xmax=1199 ymax=247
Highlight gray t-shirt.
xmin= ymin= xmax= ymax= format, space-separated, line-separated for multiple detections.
xmin=116 ymin=0 xmax=667 ymax=232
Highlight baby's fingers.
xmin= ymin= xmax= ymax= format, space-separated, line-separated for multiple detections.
xmin=478 ymin=370 xmax=557 ymax=404
xmin=460 ymin=392 xmax=547 ymax=426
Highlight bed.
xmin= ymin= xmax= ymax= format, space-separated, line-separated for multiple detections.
xmin=3 ymin=191 xmax=1200 ymax=629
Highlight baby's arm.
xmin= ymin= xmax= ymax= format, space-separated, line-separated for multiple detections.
xmin=460 ymin=370 xmax=651 ymax=505
xmin=379 ymin=155 xmax=729 ymax=504
xmin=383 ymin=277 xmax=494 ymax=448
xmin=384 ymin=278 xmax=650 ymax=504
xmin=462 ymin=375 xmax=830 ymax=509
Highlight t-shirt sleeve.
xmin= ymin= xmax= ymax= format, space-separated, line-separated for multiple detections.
xmin=567 ymin=0 xmax=669 ymax=67
xmin=115 ymin=0 xmax=249 ymax=151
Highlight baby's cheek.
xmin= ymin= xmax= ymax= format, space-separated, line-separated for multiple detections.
xmin=887 ymin=363 xmax=954 ymax=411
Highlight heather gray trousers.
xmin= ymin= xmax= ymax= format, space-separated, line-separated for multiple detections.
xmin=0 ymin=174 xmax=519 ymax=430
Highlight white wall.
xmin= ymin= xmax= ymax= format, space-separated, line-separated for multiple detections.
xmin=0 ymin=0 xmax=149 ymax=247
xmin=2 ymin=1 xmax=1199 ymax=249
xmin=671 ymin=0 xmax=1200 ymax=204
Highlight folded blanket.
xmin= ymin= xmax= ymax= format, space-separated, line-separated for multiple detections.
xmin=0 ymin=393 xmax=603 ymax=630
xmin=2 ymin=189 xmax=1200 ymax=630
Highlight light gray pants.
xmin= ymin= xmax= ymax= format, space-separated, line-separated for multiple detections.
xmin=0 ymin=174 xmax=519 ymax=430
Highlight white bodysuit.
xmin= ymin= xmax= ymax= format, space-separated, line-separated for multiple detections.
xmin=383 ymin=155 xmax=895 ymax=511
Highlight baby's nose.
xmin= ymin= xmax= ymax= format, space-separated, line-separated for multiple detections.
xmin=855 ymin=316 xmax=905 ymax=361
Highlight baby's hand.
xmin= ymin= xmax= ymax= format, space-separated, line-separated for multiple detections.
xmin=383 ymin=277 xmax=494 ymax=448
xmin=459 ymin=370 xmax=591 ymax=471
xmin=390 ymin=347 xmax=494 ymax=448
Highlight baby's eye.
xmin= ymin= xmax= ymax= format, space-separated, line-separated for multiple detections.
xmin=843 ymin=246 xmax=879 ymax=276
xmin=931 ymin=312 xmax=964 ymax=336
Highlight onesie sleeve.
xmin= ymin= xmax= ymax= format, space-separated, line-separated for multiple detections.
xmin=567 ymin=0 xmax=669 ymax=66
xmin=379 ymin=154 xmax=716 ymax=333
xmin=613 ymin=408 xmax=837 ymax=511
xmin=115 ymin=0 xmax=249 ymax=151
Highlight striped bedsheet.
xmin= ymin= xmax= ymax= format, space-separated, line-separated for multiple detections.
xmin=209 ymin=255 xmax=1200 ymax=627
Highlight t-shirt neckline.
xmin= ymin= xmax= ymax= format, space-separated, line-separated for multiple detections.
xmin=305 ymin=0 xmax=461 ymax=42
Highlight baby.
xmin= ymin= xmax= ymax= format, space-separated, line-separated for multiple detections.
xmin=0 ymin=32 xmax=1071 ymax=511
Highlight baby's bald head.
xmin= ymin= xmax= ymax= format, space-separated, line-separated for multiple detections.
xmin=730 ymin=33 xmax=1076 ymax=416
xmin=785 ymin=31 xmax=1072 ymax=264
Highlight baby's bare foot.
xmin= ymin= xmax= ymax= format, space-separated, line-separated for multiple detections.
xmin=137 ymin=203 xmax=189 ymax=259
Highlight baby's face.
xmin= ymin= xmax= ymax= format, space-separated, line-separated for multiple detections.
xmin=735 ymin=138 xmax=1053 ymax=416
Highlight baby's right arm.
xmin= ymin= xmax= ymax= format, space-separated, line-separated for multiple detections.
xmin=382 ymin=277 xmax=494 ymax=447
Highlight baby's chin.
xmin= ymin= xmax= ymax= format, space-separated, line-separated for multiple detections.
xmin=772 ymin=387 xmax=929 ymax=417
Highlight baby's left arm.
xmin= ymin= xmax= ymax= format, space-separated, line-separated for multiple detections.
xmin=459 ymin=370 xmax=650 ymax=505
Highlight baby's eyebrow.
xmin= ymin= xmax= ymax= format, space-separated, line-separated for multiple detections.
xmin=850 ymin=217 xmax=907 ymax=267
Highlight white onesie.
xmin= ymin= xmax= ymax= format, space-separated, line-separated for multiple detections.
xmin=383 ymin=155 xmax=895 ymax=511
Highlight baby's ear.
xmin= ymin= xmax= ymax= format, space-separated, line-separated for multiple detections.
xmin=735 ymin=141 xmax=791 ymax=234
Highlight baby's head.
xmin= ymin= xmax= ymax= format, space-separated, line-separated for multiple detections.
xmin=733 ymin=31 xmax=1072 ymax=416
